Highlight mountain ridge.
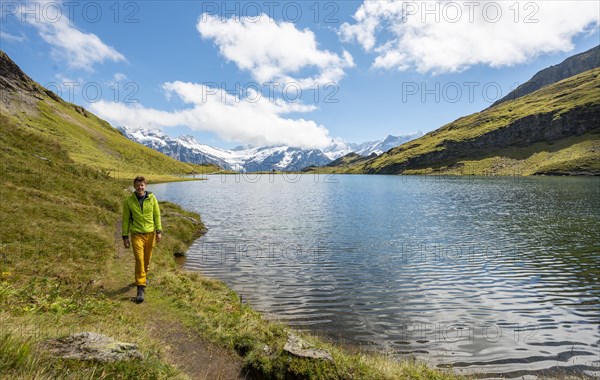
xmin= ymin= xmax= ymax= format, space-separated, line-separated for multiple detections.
xmin=491 ymin=45 xmax=600 ymax=107
xmin=117 ymin=126 xmax=423 ymax=172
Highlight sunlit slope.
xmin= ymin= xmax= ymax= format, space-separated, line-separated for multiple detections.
xmin=352 ymin=68 xmax=600 ymax=175
xmin=0 ymin=50 xmax=219 ymax=181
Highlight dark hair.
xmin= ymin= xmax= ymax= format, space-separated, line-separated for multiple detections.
xmin=133 ymin=176 xmax=146 ymax=184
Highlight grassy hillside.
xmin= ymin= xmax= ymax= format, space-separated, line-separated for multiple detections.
xmin=402 ymin=131 xmax=600 ymax=176
xmin=0 ymin=52 xmax=462 ymax=378
xmin=302 ymin=152 xmax=377 ymax=174
xmin=360 ymin=68 xmax=600 ymax=175
xmin=304 ymin=68 xmax=599 ymax=176
xmin=0 ymin=52 xmax=219 ymax=182
xmin=491 ymin=45 xmax=599 ymax=107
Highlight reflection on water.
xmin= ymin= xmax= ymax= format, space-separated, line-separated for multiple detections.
xmin=151 ymin=175 xmax=600 ymax=377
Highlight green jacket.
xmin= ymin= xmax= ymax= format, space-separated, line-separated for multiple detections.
xmin=122 ymin=191 xmax=162 ymax=237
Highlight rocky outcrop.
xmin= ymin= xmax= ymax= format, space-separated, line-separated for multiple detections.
xmin=42 ymin=332 xmax=143 ymax=362
xmin=0 ymin=50 xmax=39 ymax=94
xmin=283 ymin=333 xmax=333 ymax=362
xmin=1 ymin=49 xmax=81 ymax=116
xmin=368 ymin=103 xmax=600 ymax=174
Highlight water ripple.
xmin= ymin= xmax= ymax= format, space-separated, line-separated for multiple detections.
xmin=151 ymin=175 xmax=600 ymax=377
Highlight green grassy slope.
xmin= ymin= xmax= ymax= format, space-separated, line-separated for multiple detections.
xmin=490 ymin=45 xmax=599 ymax=107
xmin=358 ymin=68 xmax=600 ymax=175
xmin=0 ymin=110 xmax=188 ymax=377
xmin=302 ymin=152 xmax=377 ymax=174
xmin=0 ymin=51 xmax=220 ymax=182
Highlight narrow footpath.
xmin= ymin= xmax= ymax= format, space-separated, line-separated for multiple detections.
xmin=108 ymin=221 xmax=252 ymax=380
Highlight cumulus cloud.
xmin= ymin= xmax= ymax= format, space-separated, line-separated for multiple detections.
xmin=340 ymin=0 xmax=600 ymax=73
xmin=90 ymin=81 xmax=332 ymax=149
xmin=197 ymin=13 xmax=354 ymax=87
xmin=19 ymin=1 xmax=125 ymax=70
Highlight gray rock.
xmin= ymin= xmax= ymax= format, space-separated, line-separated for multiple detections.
xmin=42 ymin=332 xmax=142 ymax=362
xmin=283 ymin=333 xmax=333 ymax=362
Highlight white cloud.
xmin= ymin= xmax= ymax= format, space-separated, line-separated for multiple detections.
xmin=113 ymin=73 xmax=127 ymax=82
xmin=0 ymin=30 xmax=27 ymax=43
xmin=340 ymin=0 xmax=600 ymax=74
xmin=197 ymin=13 xmax=354 ymax=88
xmin=20 ymin=2 xmax=125 ymax=71
xmin=90 ymin=81 xmax=332 ymax=149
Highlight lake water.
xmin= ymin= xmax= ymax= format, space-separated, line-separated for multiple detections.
xmin=151 ymin=174 xmax=600 ymax=378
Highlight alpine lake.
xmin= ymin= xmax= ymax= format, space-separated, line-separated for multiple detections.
xmin=150 ymin=174 xmax=600 ymax=378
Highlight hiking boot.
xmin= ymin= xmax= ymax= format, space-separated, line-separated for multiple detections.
xmin=135 ymin=285 xmax=145 ymax=303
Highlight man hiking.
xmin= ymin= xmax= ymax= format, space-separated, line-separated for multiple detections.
xmin=122 ymin=176 xmax=162 ymax=303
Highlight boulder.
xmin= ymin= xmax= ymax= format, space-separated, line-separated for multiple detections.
xmin=283 ymin=333 xmax=333 ymax=362
xmin=42 ymin=332 xmax=142 ymax=362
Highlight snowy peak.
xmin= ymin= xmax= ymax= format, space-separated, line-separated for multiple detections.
xmin=117 ymin=126 xmax=423 ymax=172
xmin=117 ymin=126 xmax=331 ymax=172
xmin=118 ymin=126 xmax=233 ymax=169
xmin=123 ymin=128 xmax=169 ymax=150
xmin=350 ymin=132 xmax=424 ymax=156
xmin=322 ymin=139 xmax=354 ymax=160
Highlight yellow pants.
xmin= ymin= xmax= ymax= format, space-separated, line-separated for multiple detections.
xmin=132 ymin=233 xmax=155 ymax=286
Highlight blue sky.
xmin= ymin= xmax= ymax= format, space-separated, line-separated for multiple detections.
xmin=1 ymin=1 xmax=599 ymax=149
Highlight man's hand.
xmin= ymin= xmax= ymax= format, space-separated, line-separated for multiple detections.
xmin=123 ymin=238 xmax=130 ymax=249
xmin=156 ymin=232 xmax=162 ymax=243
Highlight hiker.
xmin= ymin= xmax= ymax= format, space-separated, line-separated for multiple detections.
xmin=122 ymin=176 xmax=162 ymax=303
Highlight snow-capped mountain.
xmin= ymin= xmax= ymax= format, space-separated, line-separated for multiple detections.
xmin=348 ymin=133 xmax=424 ymax=156
xmin=321 ymin=133 xmax=424 ymax=160
xmin=117 ymin=126 xmax=331 ymax=172
xmin=117 ymin=126 xmax=423 ymax=172
xmin=322 ymin=139 xmax=354 ymax=160
xmin=230 ymin=145 xmax=332 ymax=172
xmin=118 ymin=127 xmax=234 ymax=169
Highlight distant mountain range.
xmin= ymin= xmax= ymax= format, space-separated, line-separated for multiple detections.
xmin=117 ymin=126 xmax=423 ymax=172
